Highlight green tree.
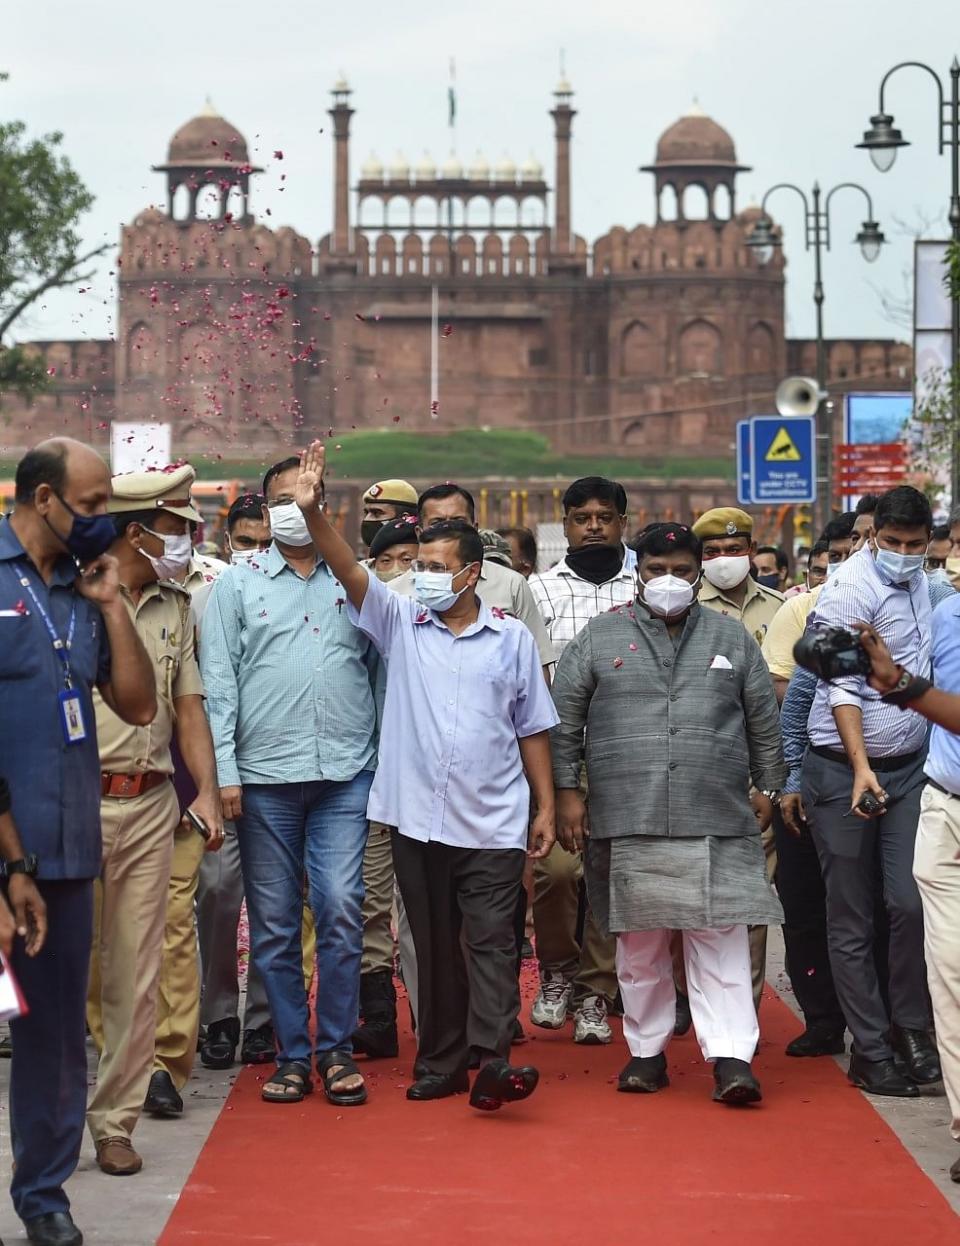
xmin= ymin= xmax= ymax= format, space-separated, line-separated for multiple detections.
xmin=909 ymin=239 xmax=960 ymax=502
xmin=0 ymin=72 xmax=109 ymax=398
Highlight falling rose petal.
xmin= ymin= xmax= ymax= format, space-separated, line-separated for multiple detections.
xmin=273 ymin=149 xmax=284 ymax=159
xmin=441 ymin=323 xmax=453 ymax=337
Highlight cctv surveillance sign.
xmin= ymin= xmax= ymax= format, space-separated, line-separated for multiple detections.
xmin=748 ymin=415 xmax=816 ymax=504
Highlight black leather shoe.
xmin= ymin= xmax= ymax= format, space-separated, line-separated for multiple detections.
xmin=712 ymin=1058 xmax=762 ymax=1105
xmin=240 ymin=1023 xmax=275 ymax=1065
xmin=200 ymin=1016 xmax=240 ymax=1070
xmin=847 ymin=1052 xmax=919 ymax=1097
xmin=785 ymin=1027 xmax=846 ymax=1057
xmin=618 ymin=1053 xmax=669 ymax=1093
xmin=25 ymin=1211 xmax=83 ymax=1245
xmin=352 ymin=969 xmax=399 ymax=1059
xmin=144 ymin=1070 xmax=183 ymax=1117
xmin=469 ymin=1059 xmax=539 ymax=1111
xmin=406 ymin=1071 xmax=469 ymax=1101
xmin=891 ymin=1026 xmax=942 ymax=1085
xmin=674 ymin=991 xmax=692 ymax=1037
xmin=950 ymin=1155 xmax=960 ymax=1184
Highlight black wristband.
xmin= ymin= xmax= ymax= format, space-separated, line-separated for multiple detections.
xmin=882 ymin=671 xmax=933 ymax=709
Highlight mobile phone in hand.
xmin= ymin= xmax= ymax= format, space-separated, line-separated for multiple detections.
xmin=186 ymin=809 xmax=211 ymax=840
xmin=856 ymin=790 xmax=885 ymax=816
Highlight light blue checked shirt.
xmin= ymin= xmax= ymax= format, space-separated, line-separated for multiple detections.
xmin=200 ymin=544 xmax=378 ymax=787
xmin=349 ymin=569 xmax=559 ymax=850
xmin=806 ymin=546 xmax=931 ymax=757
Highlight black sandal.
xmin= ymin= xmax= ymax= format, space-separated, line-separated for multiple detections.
xmin=317 ymin=1050 xmax=368 ymax=1107
xmin=261 ymin=1061 xmax=313 ymax=1103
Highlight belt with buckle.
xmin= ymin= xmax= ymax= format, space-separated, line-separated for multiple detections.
xmin=100 ymin=770 xmax=170 ymax=799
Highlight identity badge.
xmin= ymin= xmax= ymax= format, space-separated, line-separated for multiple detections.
xmin=58 ymin=689 xmax=88 ymax=745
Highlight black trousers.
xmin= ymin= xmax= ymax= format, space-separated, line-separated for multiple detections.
xmin=803 ymin=750 xmax=928 ymax=1061
xmin=9 ymin=879 xmax=93 ymax=1221
xmin=773 ymin=808 xmax=845 ymax=1032
xmin=393 ymin=835 xmax=525 ymax=1076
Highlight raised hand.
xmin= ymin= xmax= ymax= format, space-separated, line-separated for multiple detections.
xmin=295 ymin=440 xmax=326 ymax=515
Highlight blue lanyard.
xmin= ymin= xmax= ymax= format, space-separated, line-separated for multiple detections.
xmin=16 ymin=563 xmax=77 ymax=689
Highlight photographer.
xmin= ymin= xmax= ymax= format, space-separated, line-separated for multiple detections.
xmin=799 ymin=486 xmax=939 ymax=1098
xmin=854 ymin=614 xmax=960 ymax=1179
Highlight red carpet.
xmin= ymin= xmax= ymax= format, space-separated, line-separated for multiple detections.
xmin=159 ymin=978 xmax=956 ymax=1246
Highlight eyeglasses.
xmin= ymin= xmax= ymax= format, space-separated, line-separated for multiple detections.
xmin=411 ymin=559 xmax=467 ymax=575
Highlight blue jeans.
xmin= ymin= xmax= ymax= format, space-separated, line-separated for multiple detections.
xmin=237 ymin=773 xmax=372 ymax=1066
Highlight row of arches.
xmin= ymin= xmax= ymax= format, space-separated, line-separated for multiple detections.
xmin=656 ymin=182 xmax=733 ymax=223
xmin=620 ymin=318 xmax=777 ymax=378
xmin=355 ymin=231 xmax=550 ymax=278
xmin=357 ymin=194 xmax=547 ymax=231
xmin=168 ymin=182 xmax=250 ymax=223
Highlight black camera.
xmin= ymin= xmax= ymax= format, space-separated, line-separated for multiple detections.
xmin=793 ymin=626 xmax=873 ymax=681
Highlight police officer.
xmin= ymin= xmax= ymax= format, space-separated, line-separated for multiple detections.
xmin=85 ymin=465 xmax=224 ymax=1178
xmin=360 ymin=478 xmax=419 ymax=551
xmin=0 ymin=438 xmax=156 ymax=1246
xmin=143 ymin=503 xmax=230 ymax=1115
xmin=691 ymin=507 xmax=785 ymax=1017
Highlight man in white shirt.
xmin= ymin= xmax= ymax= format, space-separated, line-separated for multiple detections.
xmin=295 ymin=442 xmax=560 ymax=1112
xmin=527 ymin=477 xmax=634 ymax=1044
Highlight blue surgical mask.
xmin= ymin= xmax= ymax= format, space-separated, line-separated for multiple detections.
xmin=875 ymin=547 xmax=924 ymax=583
xmin=413 ymin=564 xmax=474 ymax=613
xmin=46 ymin=493 xmax=116 ymax=564
xmin=826 ymin=561 xmax=842 ymax=579
xmin=756 ymin=572 xmax=780 ymax=590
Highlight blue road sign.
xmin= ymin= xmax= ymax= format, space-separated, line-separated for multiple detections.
xmin=736 ymin=420 xmax=753 ymax=504
xmin=749 ymin=415 xmax=817 ymax=504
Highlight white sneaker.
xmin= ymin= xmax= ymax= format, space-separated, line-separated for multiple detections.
xmin=574 ymin=994 xmax=612 ymax=1045
xmin=530 ymin=972 xmax=573 ymax=1029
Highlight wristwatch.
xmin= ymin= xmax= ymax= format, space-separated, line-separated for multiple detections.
xmin=760 ymin=790 xmax=783 ymax=805
xmin=5 ymin=855 xmax=39 ymax=878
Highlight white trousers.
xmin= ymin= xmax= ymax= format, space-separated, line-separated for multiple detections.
xmin=914 ymin=784 xmax=960 ymax=1141
xmin=616 ymin=925 xmax=759 ymax=1063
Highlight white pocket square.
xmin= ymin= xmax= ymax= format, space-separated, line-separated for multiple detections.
xmin=709 ymin=655 xmax=733 ymax=670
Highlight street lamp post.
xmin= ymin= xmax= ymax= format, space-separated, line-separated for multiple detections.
xmin=856 ymin=57 xmax=960 ymax=505
xmin=747 ymin=182 xmax=885 ymax=533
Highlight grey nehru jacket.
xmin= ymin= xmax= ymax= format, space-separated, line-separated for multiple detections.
xmin=550 ymin=602 xmax=786 ymax=840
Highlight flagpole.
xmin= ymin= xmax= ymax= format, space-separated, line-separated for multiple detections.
xmin=430 ymin=283 xmax=439 ymax=420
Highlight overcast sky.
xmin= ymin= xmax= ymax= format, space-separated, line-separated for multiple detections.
xmin=4 ymin=0 xmax=956 ymax=347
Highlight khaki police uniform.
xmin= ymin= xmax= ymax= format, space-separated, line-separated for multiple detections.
xmin=87 ymin=468 xmax=205 ymax=1145
xmin=691 ymin=507 xmax=785 ymax=1012
xmin=358 ymin=483 xmax=417 ymax=985
xmin=148 ymin=555 xmax=225 ymax=1093
xmin=362 ymin=478 xmax=419 ymax=510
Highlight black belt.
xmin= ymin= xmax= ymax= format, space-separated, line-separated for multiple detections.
xmin=810 ymin=745 xmax=923 ymax=771
xmin=926 ymin=778 xmax=959 ymax=799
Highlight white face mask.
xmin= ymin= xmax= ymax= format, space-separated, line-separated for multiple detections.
xmin=640 ymin=573 xmax=698 ymax=619
xmin=268 ymin=501 xmax=312 ymax=547
xmin=413 ymin=565 xmax=474 ymax=612
xmin=139 ymin=529 xmax=193 ymax=581
xmin=230 ymin=547 xmax=264 ymax=568
xmin=701 ymin=554 xmax=751 ymax=592
xmin=873 ymin=544 xmax=924 ymax=583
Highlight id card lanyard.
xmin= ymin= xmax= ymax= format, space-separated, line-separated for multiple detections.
xmin=15 ymin=564 xmax=87 ymax=746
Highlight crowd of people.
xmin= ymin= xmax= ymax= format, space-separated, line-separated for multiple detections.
xmin=1 ymin=434 xmax=959 ymax=1246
